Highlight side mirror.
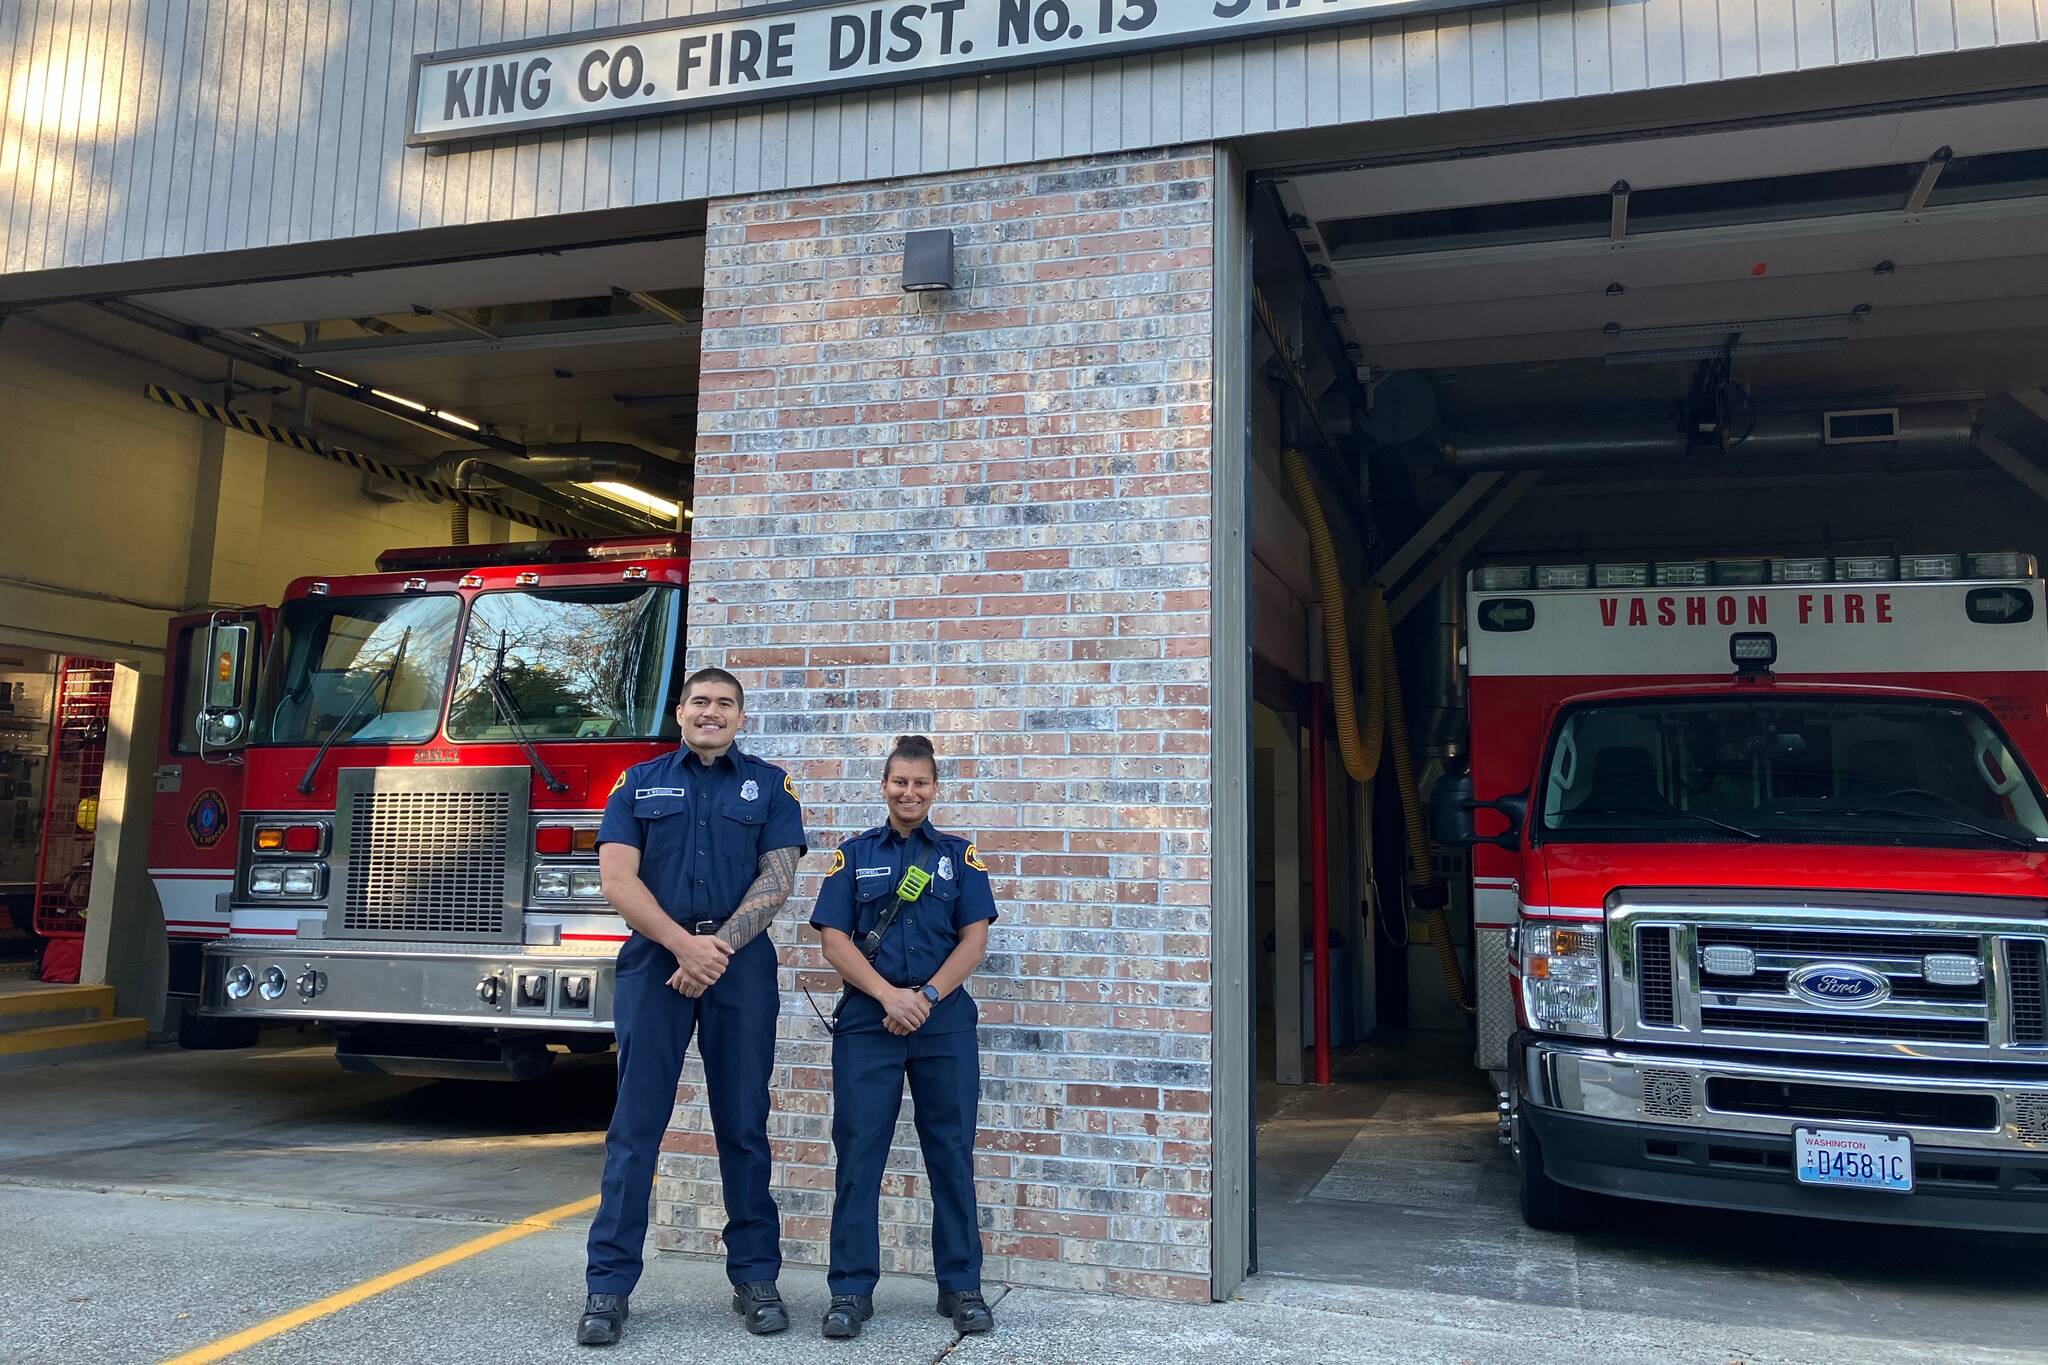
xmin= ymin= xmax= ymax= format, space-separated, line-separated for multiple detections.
xmin=1429 ymin=768 xmax=1528 ymax=850
xmin=199 ymin=620 xmax=254 ymax=756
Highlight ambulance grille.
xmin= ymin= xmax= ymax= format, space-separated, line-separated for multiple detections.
xmin=1636 ymin=927 xmax=1677 ymax=1026
xmin=2007 ymin=940 xmax=2048 ymax=1047
xmin=334 ymin=768 xmax=526 ymax=941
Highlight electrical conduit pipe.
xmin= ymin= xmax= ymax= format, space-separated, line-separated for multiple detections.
xmin=1281 ymin=448 xmax=1474 ymax=1016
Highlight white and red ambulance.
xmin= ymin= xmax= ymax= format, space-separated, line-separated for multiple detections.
xmin=1435 ymin=552 xmax=2048 ymax=1232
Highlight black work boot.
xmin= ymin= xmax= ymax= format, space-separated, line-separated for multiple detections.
xmin=937 ymin=1289 xmax=994 ymax=1333
xmin=732 ymin=1280 xmax=790 ymax=1334
xmin=576 ymin=1293 xmax=629 ymax=1347
xmin=821 ymin=1293 xmax=874 ymax=1340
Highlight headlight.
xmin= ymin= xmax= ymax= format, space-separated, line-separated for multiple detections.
xmin=258 ymin=966 xmax=288 ymax=1000
xmin=570 ymin=869 xmax=605 ymax=899
xmin=281 ymin=866 xmax=320 ymax=897
xmin=534 ymin=866 xmax=571 ymax=899
xmin=1518 ymin=920 xmax=1606 ymax=1037
xmin=250 ymin=866 xmax=284 ymax=896
xmin=225 ymin=965 xmax=255 ymax=1000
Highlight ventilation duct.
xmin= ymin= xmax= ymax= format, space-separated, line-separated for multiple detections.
xmin=1444 ymin=403 xmax=1977 ymax=471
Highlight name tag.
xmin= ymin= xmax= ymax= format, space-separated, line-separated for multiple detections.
xmin=854 ymin=867 xmax=891 ymax=880
xmin=636 ymin=787 xmax=688 ymax=799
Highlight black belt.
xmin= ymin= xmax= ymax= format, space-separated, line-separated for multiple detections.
xmin=680 ymin=917 xmax=725 ymax=935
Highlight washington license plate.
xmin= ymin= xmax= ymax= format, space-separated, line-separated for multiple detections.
xmin=1794 ymin=1128 xmax=1913 ymax=1193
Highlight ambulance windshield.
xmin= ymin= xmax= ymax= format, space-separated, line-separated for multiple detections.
xmin=1540 ymin=697 xmax=2048 ymax=848
xmin=446 ymin=584 xmax=683 ymax=741
xmin=258 ymin=594 xmax=462 ymax=746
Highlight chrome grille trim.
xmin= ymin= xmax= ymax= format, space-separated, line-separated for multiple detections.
xmin=331 ymin=766 xmax=528 ymax=943
xmin=1609 ymin=891 xmax=2048 ymax=1064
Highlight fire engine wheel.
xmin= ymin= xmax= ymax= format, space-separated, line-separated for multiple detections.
xmin=1516 ymin=1112 xmax=1585 ymax=1233
xmin=178 ymin=1010 xmax=261 ymax=1051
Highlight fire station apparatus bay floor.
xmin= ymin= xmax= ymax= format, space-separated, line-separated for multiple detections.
xmin=3 ymin=1035 xmax=2045 ymax=1365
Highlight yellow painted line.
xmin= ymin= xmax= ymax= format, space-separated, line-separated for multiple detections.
xmin=227 ymin=1131 xmax=603 ymax=1156
xmin=0 ymin=1016 xmax=144 ymax=1055
xmin=161 ymin=1193 xmax=601 ymax=1365
xmin=0 ymin=983 xmax=113 ymax=1016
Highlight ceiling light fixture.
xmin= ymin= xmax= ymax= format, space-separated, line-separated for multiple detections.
xmin=580 ymin=480 xmax=681 ymax=521
xmin=610 ymin=287 xmax=694 ymax=326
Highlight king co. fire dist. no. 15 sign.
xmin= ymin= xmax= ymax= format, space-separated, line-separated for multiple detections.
xmin=410 ymin=0 xmax=1462 ymax=145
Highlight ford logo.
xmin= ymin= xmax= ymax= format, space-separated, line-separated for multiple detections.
xmin=1788 ymin=962 xmax=1891 ymax=1009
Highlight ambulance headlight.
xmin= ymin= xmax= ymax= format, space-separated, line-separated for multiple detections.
xmin=570 ymin=870 xmax=606 ymax=899
xmin=1770 ymin=557 xmax=1830 ymax=583
xmin=1473 ymin=565 xmax=1532 ymax=592
xmin=1968 ymin=552 xmax=2037 ymax=579
xmin=1834 ymin=555 xmax=1896 ymax=581
xmin=1593 ymin=563 xmax=1649 ymax=588
xmin=1899 ymin=553 xmax=1963 ymax=580
xmin=533 ymin=866 xmax=571 ymax=899
xmin=1518 ymin=921 xmax=1605 ymax=1038
xmin=279 ymin=865 xmax=321 ymax=898
xmin=249 ymin=866 xmax=285 ymax=897
xmin=225 ymin=965 xmax=255 ymax=1000
xmin=1653 ymin=561 xmax=1711 ymax=587
xmin=1713 ymin=558 xmax=1768 ymax=586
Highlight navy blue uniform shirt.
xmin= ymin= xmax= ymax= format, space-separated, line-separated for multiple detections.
xmin=810 ymin=823 xmax=997 ymax=1035
xmin=597 ymin=745 xmax=807 ymax=957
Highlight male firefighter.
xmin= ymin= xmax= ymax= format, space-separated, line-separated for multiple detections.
xmin=577 ymin=667 xmax=806 ymax=1347
xmin=810 ymin=734 xmax=997 ymax=1340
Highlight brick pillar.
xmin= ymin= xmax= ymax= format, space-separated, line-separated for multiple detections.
xmin=662 ymin=146 xmax=1219 ymax=1303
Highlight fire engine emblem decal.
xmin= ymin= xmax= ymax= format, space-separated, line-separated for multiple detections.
xmin=740 ymin=779 xmax=760 ymax=802
xmin=1788 ymin=962 xmax=1891 ymax=1009
xmin=186 ymin=789 xmax=229 ymax=849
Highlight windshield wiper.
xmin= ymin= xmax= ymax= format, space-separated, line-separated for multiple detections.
xmin=1835 ymin=807 xmax=2034 ymax=851
xmin=299 ymin=628 xmax=409 ymax=795
xmin=1572 ymin=806 xmax=1763 ymax=841
xmin=484 ymin=631 xmax=569 ymax=794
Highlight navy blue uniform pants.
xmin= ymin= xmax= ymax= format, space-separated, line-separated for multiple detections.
xmin=586 ymin=934 xmax=780 ymax=1295
xmin=828 ymin=1023 xmax=983 ymax=1296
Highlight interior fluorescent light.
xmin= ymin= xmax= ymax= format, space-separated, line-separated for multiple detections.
xmin=313 ymin=370 xmax=359 ymax=387
xmin=434 ymin=410 xmax=481 ymax=431
xmin=582 ymin=480 xmax=681 ymax=521
xmin=370 ymin=388 xmax=429 ymax=412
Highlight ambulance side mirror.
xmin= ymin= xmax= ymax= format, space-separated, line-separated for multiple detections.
xmin=1430 ymin=769 xmax=1527 ymax=850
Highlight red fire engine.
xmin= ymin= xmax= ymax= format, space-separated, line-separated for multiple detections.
xmin=181 ymin=536 xmax=686 ymax=1078
xmin=1435 ymin=551 xmax=2048 ymax=1232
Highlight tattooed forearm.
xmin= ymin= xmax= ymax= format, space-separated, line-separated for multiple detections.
xmin=718 ymin=845 xmax=801 ymax=951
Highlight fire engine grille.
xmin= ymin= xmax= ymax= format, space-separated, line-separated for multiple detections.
xmin=334 ymin=768 xmax=526 ymax=942
xmin=1636 ymin=927 xmax=1677 ymax=1027
xmin=2007 ymin=940 xmax=2048 ymax=1047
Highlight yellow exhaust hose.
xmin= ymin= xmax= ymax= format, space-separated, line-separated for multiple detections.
xmin=1282 ymin=448 xmax=1474 ymax=1014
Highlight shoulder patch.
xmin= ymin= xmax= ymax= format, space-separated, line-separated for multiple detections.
xmin=783 ymin=773 xmax=798 ymax=799
xmin=608 ymin=772 xmax=627 ymax=797
xmin=964 ymin=843 xmax=988 ymax=872
xmin=826 ymin=848 xmax=846 ymax=877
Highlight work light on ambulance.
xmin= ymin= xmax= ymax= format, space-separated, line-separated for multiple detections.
xmin=1593 ymin=563 xmax=1649 ymax=588
xmin=1713 ymin=558 xmax=1768 ymax=585
xmin=1834 ymin=555 xmax=1896 ymax=581
xmin=1474 ymin=565 xmax=1532 ymax=592
xmin=1899 ymin=553 xmax=1963 ymax=580
xmin=1770 ymin=557 xmax=1830 ymax=583
xmin=1968 ymin=552 xmax=2038 ymax=579
xmin=1653 ymin=561 xmax=1711 ymax=587
xmin=1535 ymin=564 xmax=1591 ymax=589
xmin=1517 ymin=922 xmax=1605 ymax=1037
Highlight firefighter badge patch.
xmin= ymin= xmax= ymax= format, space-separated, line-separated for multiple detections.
xmin=937 ymin=856 xmax=954 ymax=881
xmin=740 ymin=779 xmax=760 ymax=802
xmin=964 ymin=843 xmax=987 ymax=872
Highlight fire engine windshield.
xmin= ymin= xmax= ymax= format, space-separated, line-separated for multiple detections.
xmin=446 ymin=584 xmax=682 ymax=741
xmin=1540 ymin=697 xmax=2048 ymax=848
xmin=259 ymin=595 xmax=462 ymax=745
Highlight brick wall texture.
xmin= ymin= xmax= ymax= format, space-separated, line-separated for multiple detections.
xmin=660 ymin=145 xmax=1219 ymax=1303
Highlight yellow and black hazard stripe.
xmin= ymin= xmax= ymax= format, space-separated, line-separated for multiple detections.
xmin=143 ymin=384 xmax=586 ymax=539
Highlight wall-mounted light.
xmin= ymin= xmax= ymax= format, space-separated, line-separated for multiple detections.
xmin=903 ymin=229 xmax=955 ymax=292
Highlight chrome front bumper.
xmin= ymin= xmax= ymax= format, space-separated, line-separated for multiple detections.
xmin=1523 ymin=1038 xmax=2048 ymax=1154
xmin=200 ymin=938 xmax=617 ymax=1031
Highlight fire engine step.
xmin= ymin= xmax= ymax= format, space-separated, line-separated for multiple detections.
xmin=0 ymin=982 xmax=117 ymax=1034
xmin=0 ymin=1016 xmax=148 ymax=1070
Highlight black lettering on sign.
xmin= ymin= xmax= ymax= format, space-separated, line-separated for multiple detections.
xmin=766 ymin=21 xmax=798 ymax=77
xmin=931 ymin=0 xmax=968 ymax=52
xmin=578 ymin=48 xmax=610 ymax=101
xmin=488 ymin=60 xmax=518 ymax=115
xmin=608 ymin=44 xmax=644 ymax=99
xmin=521 ymin=57 xmax=553 ymax=109
xmin=889 ymin=4 xmax=927 ymax=62
xmin=997 ymin=0 xmax=1075 ymax=48
xmin=443 ymin=67 xmax=474 ymax=120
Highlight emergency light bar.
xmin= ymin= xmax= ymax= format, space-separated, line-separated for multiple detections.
xmin=374 ymin=536 xmax=686 ymax=573
xmin=1471 ymin=551 xmax=2036 ymax=591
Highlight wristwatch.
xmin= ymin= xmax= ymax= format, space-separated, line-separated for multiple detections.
xmin=920 ymin=985 xmax=941 ymax=1006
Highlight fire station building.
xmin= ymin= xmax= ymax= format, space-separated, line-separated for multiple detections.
xmin=3 ymin=0 xmax=2048 ymax=1314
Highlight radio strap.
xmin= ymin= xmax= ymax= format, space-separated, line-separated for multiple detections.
xmin=805 ymin=841 xmax=943 ymax=1035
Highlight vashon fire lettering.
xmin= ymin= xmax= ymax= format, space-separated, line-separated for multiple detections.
xmin=1594 ymin=594 xmax=1894 ymax=629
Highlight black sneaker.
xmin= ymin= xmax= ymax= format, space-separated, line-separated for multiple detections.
xmin=937 ymin=1289 xmax=994 ymax=1334
xmin=732 ymin=1280 xmax=790 ymax=1335
xmin=576 ymin=1292 xmax=629 ymax=1347
xmin=821 ymin=1293 xmax=874 ymax=1340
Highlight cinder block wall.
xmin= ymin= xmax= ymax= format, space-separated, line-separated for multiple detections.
xmin=670 ymin=146 xmax=1219 ymax=1302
